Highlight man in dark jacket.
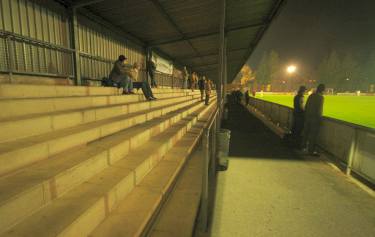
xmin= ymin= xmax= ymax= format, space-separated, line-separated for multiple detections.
xmin=109 ymin=55 xmax=134 ymax=94
xmin=292 ymin=86 xmax=307 ymax=147
xmin=147 ymin=59 xmax=157 ymax=88
xmin=198 ymin=76 xmax=205 ymax=101
xmin=302 ymin=84 xmax=325 ymax=156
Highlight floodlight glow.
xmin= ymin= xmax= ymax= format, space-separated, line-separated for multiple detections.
xmin=287 ymin=65 xmax=297 ymax=74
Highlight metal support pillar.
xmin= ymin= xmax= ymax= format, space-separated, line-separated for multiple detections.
xmin=6 ymin=36 xmax=14 ymax=83
xmin=69 ymin=8 xmax=82 ymax=85
xmin=218 ymin=0 xmax=226 ymax=119
xmin=223 ymin=37 xmax=228 ymax=104
xmin=146 ymin=47 xmax=151 ymax=84
xmin=346 ymin=129 xmax=358 ymax=176
xmin=199 ymin=128 xmax=210 ymax=231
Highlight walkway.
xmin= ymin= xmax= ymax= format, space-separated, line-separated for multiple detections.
xmin=210 ymin=103 xmax=375 ymax=237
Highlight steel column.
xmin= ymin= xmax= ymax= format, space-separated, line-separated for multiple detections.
xmin=223 ymin=37 xmax=228 ymax=104
xmin=69 ymin=8 xmax=82 ymax=85
xmin=5 ymin=36 xmax=14 ymax=83
xmin=199 ymin=128 xmax=210 ymax=231
xmin=346 ymin=129 xmax=358 ymax=176
xmin=218 ymin=0 xmax=226 ymax=117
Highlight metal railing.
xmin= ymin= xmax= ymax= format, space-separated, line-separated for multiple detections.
xmin=199 ymin=107 xmax=219 ymax=232
xmin=154 ymin=71 xmax=184 ymax=88
xmin=0 ymin=30 xmax=74 ymax=80
xmin=1 ymin=30 xmax=183 ymax=88
xmin=246 ymin=96 xmax=375 ymax=186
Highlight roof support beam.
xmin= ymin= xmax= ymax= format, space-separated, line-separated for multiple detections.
xmin=72 ymin=0 xmax=105 ymax=8
xmin=149 ymin=22 xmax=265 ymax=47
xmin=179 ymin=47 xmax=248 ymax=60
xmin=193 ymin=63 xmax=219 ymax=69
xmin=150 ymin=0 xmax=202 ymax=59
xmin=217 ymin=0 xmax=226 ymax=113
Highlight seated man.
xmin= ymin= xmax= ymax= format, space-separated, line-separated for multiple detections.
xmin=109 ymin=55 xmax=134 ymax=94
xmin=130 ymin=62 xmax=156 ymax=101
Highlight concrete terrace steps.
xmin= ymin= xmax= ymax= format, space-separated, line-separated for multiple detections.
xmin=0 ymin=84 xmax=119 ymax=98
xmin=89 ymin=105 xmax=215 ymax=237
xmin=149 ymin=148 xmax=204 ymax=237
xmin=0 ymin=94 xmax=201 ymax=143
xmin=0 ymin=83 xmax=190 ymax=99
xmin=0 ymin=98 xmax=216 ymax=233
xmin=0 ymin=91 xmax=200 ymax=120
xmin=0 ymin=96 xmax=207 ymax=176
xmin=1 ymin=101 xmax=216 ymax=237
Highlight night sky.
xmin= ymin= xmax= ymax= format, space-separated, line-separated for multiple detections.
xmin=247 ymin=0 xmax=375 ymax=77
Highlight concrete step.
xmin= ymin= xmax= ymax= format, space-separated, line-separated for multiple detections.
xmin=149 ymin=148 xmax=205 ymax=237
xmin=0 ymin=91 xmax=201 ymax=120
xmin=89 ymin=106 xmax=215 ymax=237
xmin=0 ymin=99 xmax=214 ymax=233
xmin=1 ymin=102 xmax=216 ymax=237
xmin=0 ymin=94 xmax=201 ymax=143
xmin=0 ymin=84 xmax=119 ymax=99
xmin=0 ymin=83 xmax=195 ymax=99
xmin=0 ymin=96 xmax=212 ymax=176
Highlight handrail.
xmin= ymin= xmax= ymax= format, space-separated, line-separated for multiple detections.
xmin=246 ymin=96 xmax=375 ymax=185
xmin=250 ymin=96 xmax=375 ymax=133
xmin=0 ymin=30 xmax=74 ymax=53
xmin=205 ymin=107 xmax=219 ymax=131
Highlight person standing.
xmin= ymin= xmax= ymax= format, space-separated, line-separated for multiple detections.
xmin=109 ymin=55 xmax=134 ymax=94
xmin=204 ymin=78 xmax=212 ymax=105
xmin=130 ymin=62 xmax=156 ymax=101
xmin=198 ymin=76 xmax=205 ymax=101
xmin=190 ymin=72 xmax=197 ymax=91
xmin=147 ymin=58 xmax=157 ymax=88
xmin=182 ymin=66 xmax=189 ymax=89
xmin=292 ymin=86 xmax=307 ymax=147
xmin=245 ymin=90 xmax=250 ymax=105
xmin=302 ymin=84 xmax=325 ymax=156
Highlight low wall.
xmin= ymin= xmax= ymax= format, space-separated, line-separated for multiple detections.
xmin=246 ymin=97 xmax=375 ymax=186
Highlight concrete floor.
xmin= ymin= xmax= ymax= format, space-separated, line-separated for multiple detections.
xmin=210 ymin=102 xmax=375 ymax=237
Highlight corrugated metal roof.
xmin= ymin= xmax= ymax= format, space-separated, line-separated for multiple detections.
xmin=66 ymin=0 xmax=285 ymax=82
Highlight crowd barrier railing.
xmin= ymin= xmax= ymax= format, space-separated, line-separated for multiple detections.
xmin=246 ymin=96 xmax=375 ymax=186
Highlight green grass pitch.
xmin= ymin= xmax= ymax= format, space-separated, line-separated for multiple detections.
xmin=255 ymin=95 xmax=375 ymax=129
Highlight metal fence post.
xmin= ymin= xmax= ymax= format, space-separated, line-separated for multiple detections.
xmin=69 ymin=8 xmax=82 ymax=85
xmin=6 ymin=36 xmax=14 ymax=83
xmin=346 ymin=129 xmax=358 ymax=176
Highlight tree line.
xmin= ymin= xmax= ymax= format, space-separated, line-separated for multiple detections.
xmin=239 ymin=50 xmax=375 ymax=92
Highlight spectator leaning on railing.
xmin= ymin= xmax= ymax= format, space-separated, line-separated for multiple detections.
xmin=292 ymin=86 xmax=307 ymax=147
xmin=302 ymin=84 xmax=325 ymax=156
xmin=130 ymin=62 xmax=156 ymax=101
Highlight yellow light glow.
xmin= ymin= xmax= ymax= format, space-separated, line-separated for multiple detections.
xmin=287 ymin=65 xmax=297 ymax=74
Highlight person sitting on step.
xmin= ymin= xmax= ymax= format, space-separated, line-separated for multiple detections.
xmin=130 ymin=62 xmax=156 ymax=101
xmin=109 ymin=55 xmax=134 ymax=94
